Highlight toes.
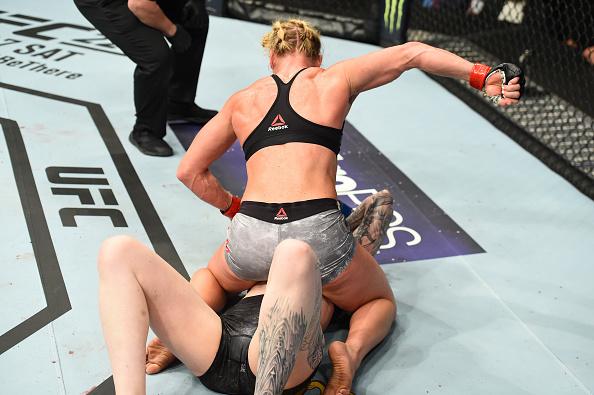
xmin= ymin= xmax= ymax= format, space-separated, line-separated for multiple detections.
xmin=145 ymin=363 xmax=161 ymax=375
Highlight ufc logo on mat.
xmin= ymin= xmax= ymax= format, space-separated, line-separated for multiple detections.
xmin=47 ymin=166 xmax=128 ymax=227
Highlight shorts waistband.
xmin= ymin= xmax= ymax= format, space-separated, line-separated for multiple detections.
xmin=238 ymin=198 xmax=339 ymax=224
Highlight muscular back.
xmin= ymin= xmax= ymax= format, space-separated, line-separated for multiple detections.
xmin=178 ymin=43 xmax=430 ymax=209
xmin=230 ymin=67 xmax=352 ymax=202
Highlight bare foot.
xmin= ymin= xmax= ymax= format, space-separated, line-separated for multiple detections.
xmin=324 ymin=341 xmax=356 ymax=395
xmin=145 ymin=337 xmax=177 ymax=374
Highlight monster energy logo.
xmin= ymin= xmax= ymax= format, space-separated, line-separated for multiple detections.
xmin=384 ymin=0 xmax=406 ymax=32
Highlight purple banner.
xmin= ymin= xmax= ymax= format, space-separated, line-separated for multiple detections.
xmin=172 ymin=121 xmax=483 ymax=264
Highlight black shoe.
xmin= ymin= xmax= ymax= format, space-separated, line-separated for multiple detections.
xmin=167 ymin=101 xmax=218 ymax=124
xmin=129 ymin=131 xmax=173 ymax=157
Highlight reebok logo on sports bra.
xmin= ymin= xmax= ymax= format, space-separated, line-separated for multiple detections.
xmin=241 ymin=68 xmax=343 ymax=161
xmin=268 ymin=114 xmax=288 ymax=132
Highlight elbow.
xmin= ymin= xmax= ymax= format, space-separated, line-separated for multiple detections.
xmin=176 ymin=163 xmax=194 ymax=188
xmin=176 ymin=164 xmax=209 ymax=198
xmin=400 ymin=41 xmax=432 ymax=71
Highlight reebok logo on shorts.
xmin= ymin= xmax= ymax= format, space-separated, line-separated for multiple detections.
xmin=268 ymin=114 xmax=288 ymax=131
xmin=274 ymin=207 xmax=288 ymax=221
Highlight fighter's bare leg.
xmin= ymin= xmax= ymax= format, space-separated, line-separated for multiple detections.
xmin=322 ymin=244 xmax=396 ymax=395
xmin=146 ymin=246 xmax=254 ymax=375
xmin=208 ymin=242 xmax=258 ymax=293
xmin=98 ymin=235 xmax=223 ymax=392
xmin=146 ymin=267 xmax=229 ymax=374
xmin=248 ymin=239 xmax=324 ymax=394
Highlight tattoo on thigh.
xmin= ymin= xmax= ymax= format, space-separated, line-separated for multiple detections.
xmin=300 ymin=283 xmax=323 ymax=369
xmin=256 ymin=298 xmax=308 ymax=395
xmin=305 ymin=327 xmax=323 ymax=369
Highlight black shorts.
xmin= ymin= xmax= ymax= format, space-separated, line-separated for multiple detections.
xmin=199 ymin=296 xmax=260 ymax=394
xmin=199 ymin=295 xmax=318 ymax=394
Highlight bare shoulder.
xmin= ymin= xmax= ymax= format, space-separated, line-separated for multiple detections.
xmin=320 ymin=61 xmax=349 ymax=79
xmin=229 ymin=76 xmax=274 ymax=110
xmin=299 ymin=66 xmax=344 ymax=90
xmin=309 ymin=65 xmax=353 ymax=101
xmin=310 ymin=66 xmax=343 ymax=83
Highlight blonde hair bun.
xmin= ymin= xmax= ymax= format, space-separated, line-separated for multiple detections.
xmin=262 ymin=19 xmax=321 ymax=59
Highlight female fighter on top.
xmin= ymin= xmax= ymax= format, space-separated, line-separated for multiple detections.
xmin=176 ymin=19 xmax=524 ymax=395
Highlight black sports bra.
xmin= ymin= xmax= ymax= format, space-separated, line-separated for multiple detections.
xmin=241 ymin=68 xmax=344 ymax=161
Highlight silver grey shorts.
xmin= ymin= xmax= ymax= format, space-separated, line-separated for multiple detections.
xmin=224 ymin=199 xmax=355 ymax=284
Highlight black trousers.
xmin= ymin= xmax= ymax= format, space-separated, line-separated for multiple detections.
xmin=74 ymin=0 xmax=208 ymax=138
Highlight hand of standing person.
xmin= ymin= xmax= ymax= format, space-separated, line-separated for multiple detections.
xmin=166 ymin=24 xmax=192 ymax=53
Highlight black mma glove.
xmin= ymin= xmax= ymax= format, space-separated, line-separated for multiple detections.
xmin=486 ymin=63 xmax=526 ymax=97
xmin=166 ymin=24 xmax=191 ymax=53
xmin=182 ymin=0 xmax=208 ymax=29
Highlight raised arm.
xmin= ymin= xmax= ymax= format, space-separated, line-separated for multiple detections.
xmin=333 ymin=41 xmax=522 ymax=106
xmin=176 ymin=97 xmax=238 ymax=212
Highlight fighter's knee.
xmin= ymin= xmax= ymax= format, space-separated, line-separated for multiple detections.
xmin=388 ymin=298 xmax=397 ymax=323
xmin=273 ymin=239 xmax=317 ymax=275
xmin=276 ymin=239 xmax=316 ymax=260
xmin=380 ymin=290 xmax=397 ymax=322
xmin=190 ymin=267 xmax=220 ymax=288
xmin=97 ymin=235 xmax=138 ymax=274
xmin=127 ymin=0 xmax=141 ymax=14
xmin=382 ymin=285 xmax=397 ymax=307
xmin=190 ymin=267 xmax=210 ymax=282
xmin=393 ymin=298 xmax=398 ymax=319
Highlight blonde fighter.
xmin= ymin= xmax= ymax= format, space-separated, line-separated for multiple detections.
xmin=177 ymin=19 xmax=523 ymax=395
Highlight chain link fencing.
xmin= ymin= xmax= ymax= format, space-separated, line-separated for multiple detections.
xmin=407 ymin=0 xmax=594 ymax=197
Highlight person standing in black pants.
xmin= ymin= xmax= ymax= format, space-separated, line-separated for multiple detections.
xmin=74 ymin=0 xmax=217 ymax=156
